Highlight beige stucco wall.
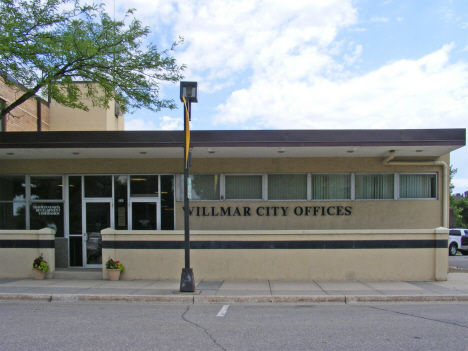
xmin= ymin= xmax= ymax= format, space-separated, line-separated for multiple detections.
xmin=102 ymin=228 xmax=448 ymax=281
xmin=0 ymin=154 xmax=448 ymax=230
xmin=0 ymin=154 xmax=448 ymax=175
xmin=48 ymin=83 xmax=123 ymax=131
xmin=0 ymin=228 xmax=55 ymax=278
xmin=175 ymin=200 xmax=441 ymax=230
xmin=0 ymin=153 xmax=451 ymax=280
xmin=49 ymin=99 xmax=123 ymax=131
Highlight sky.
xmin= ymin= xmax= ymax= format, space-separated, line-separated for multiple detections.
xmin=105 ymin=0 xmax=468 ymax=194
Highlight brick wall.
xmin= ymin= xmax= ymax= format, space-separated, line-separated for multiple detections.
xmin=0 ymin=78 xmax=49 ymax=132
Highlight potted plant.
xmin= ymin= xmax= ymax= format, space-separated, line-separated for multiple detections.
xmin=105 ymin=257 xmax=125 ymax=281
xmin=32 ymin=253 xmax=50 ymax=280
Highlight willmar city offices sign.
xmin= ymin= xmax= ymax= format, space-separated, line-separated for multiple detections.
xmin=184 ymin=205 xmax=353 ymax=217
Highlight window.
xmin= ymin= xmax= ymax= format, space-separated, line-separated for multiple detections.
xmin=175 ymin=172 xmax=441 ymax=202
xmin=180 ymin=175 xmax=219 ymax=201
xmin=355 ymin=174 xmax=394 ymax=200
xmin=68 ymin=176 xmax=82 ymax=234
xmin=0 ymin=175 xmax=25 ymax=201
xmin=0 ymin=175 xmax=26 ymax=230
xmin=268 ymin=174 xmax=307 ymax=200
xmin=30 ymin=203 xmax=64 ymax=235
xmin=30 ymin=176 xmax=62 ymax=200
xmin=160 ymin=175 xmax=175 ymax=230
xmin=0 ymin=175 xmax=65 ymax=234
xmin=183 ymin=174 xmax=220 ymax=200
xmin=225 ymin=175 xmax=263 ymax=200
xmin=29 ymin=176 xmax=64 ymax=236
xmin=399 ymin=174 xmax=436 ymax=199
xmin=114 ymin=175 xmax=128 ymax=230
xmin=311 ymin=174 xmax=351 ymax=200
xmin=85 ymin=176 xmax=112 ymax=198
xmin=130 ymin=175 xmax=158 ymax=197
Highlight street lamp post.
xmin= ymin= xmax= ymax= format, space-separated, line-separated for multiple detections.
xmin=180 ymin=81 xmax=197 ymax=292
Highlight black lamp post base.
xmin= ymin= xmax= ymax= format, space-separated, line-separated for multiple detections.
xmin=180 ymin=268 xmax=195 ymax=292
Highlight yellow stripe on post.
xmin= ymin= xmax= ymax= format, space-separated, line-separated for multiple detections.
xmin=182 ymin=96 xmax=190 ymax=167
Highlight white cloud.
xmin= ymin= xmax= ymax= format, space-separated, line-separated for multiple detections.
xmin=124 ymin=118 xmax=157 ymax=130
xmin=159 ymin=116 xmax=183 ymax=130
xmin=370 ymin=16 xmax=389 ymax=22
xmin=124 ymin=116 xmax=183 ymax=130
xmin=215 ymin=44 xmax=468 ymax=130
xmin=113 ymin=1 xmax=468 ymax=136
xmin=343 ymin=43 xmax=362 ymax=66
xmin=171 ymin=0 xmax=357 ymax=92
xmin=350 ymin=27 xmax=367 ymax=32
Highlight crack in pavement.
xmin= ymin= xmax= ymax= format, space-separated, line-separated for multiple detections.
xmin=355 ymin=304 xmax=468 ymax=330
xmin=182 ymin=305 xmax=227 ymax=351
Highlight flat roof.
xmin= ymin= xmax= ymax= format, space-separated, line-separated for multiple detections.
xmin=0 ymin=129 xmax=465 ymax=159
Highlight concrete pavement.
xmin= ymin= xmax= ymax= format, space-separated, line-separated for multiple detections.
xmin=2 ymin=273 xmax=468 ymax=303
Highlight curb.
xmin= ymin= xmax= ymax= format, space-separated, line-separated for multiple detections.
xmin=344 ymin=295 xmax=468 ymax=303
xmin=2 ymin=293 xmax=468 ymax=304
xmin=448 ymin=266 xmax=468 ymax=273
xmin=194 ymin=295 xmax=345 ymax=304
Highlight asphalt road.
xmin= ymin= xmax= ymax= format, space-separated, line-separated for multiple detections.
xmin=1 ymin=300 xmax=468 ymax=351
xmin=450 ymin=255 xmax=468 ymax=269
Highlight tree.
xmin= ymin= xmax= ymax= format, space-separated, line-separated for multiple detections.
xmin=450 ymin=166 xmax=468 ymax=228
xmin=450 ymin=166 xmax=457 ymax=196
xmin=0 ymin=0 xmax=185 ymax=120
xmin=451 ymin=197 xmax=468 ymax=228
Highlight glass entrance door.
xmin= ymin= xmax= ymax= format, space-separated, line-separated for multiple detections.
xmin=84 ymin=201 xmax=112 ymax=267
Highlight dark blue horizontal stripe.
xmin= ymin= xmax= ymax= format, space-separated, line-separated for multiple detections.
xmin=0 ymin=240 xmax=55 ymax=249
xmin=102 ymin=240 xmax=447 ymax=250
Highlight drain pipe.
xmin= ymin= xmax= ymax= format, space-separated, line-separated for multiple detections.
xmin=382 ymin=150 xmax=448 ymax=228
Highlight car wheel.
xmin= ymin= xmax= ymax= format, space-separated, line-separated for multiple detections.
xmin=449 ymin=243 xmax=458 ymax=256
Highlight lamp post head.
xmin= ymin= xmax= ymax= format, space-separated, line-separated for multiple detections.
xmin=180 ymin=81 xmax=198 ymax=103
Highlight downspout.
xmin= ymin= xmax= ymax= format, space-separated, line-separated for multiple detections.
xmin=382 ymin=150 xmax=448 ymax=228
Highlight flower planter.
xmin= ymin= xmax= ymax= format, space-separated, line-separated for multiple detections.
xmin=107 ymin=269 xmax=121 ymax=281
xmin=32 ymin=269 xmax=45 ymax=280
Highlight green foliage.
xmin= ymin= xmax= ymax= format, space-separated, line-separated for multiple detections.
xmin=452 ymin=205 xmax=464 ymax=228
xmin=105 ymin=257 xmax=125 ymax=272
xmin=449 ymin=166 xmax=468 ymax=228
xmin=450 ymin=166 xmax=457 ymax=196
xmin=32 ymin=253 xmax=50 ymax=272
xmin=451 ymin=197 xmax=468 ymax=228
xmin=0 ymin=0 xmax=185 ymax=119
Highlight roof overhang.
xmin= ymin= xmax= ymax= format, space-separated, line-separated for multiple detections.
xmin=0 ymin=129 xmax=465 ymax=160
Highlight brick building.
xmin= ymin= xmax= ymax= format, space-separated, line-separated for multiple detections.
xmin=0 ymin=77 xmax=50 ymax=132
xmin=0 ymin=77 xmax=123 ymax=132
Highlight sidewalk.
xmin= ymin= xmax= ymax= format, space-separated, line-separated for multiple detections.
xmin=2 ymin=273 xmax=468 ymax=304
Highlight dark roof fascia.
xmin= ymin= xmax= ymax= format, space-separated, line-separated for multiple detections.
xmin=0 ymin=129 xmax=465 ymax=149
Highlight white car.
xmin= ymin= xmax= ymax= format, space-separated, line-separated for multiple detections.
xmin=449 ymin=228 xmax=468 ymax=256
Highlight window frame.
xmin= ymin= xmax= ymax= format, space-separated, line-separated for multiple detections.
xmin=267 ymin=173 xmax=308 ymax=201
xmin=0 ymin=174 xmax=27 ymax=230
xmin=348 ymin=172 xmax=396 ymax=201
xmin=174 ymin=172 xmax=440 ymax=202
xmin=310 ymin=173 xmax=352 ymax=201
xmin=223 ymin=173 xmax=265 ymax=201
xmin=182 ymin=174 xmax=221 ymax=201
xmin=397 ymin=173 xmax=438 ymax=200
